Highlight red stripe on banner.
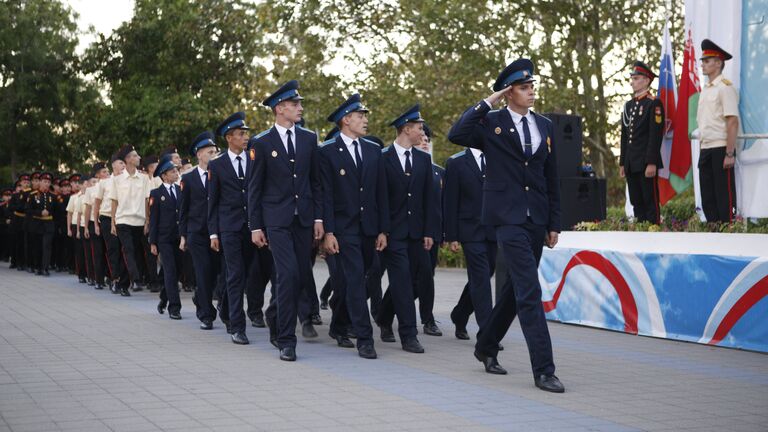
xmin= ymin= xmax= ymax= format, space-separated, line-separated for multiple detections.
xmin=708 ymin=275 xmax=768 ymax=345
xmin=542 ymin=250 xmax=639 ymax=334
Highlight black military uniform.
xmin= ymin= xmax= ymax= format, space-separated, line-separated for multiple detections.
xmin=0 ymin=187 xmax=13 ymax=262
xmin=53 ymin=180 xmax=71 ymax=272
xmin=26 ymin=173 xmax=56 ymax=275
xmin=9 ymin=174 xmax=31 ymax=270
xmin=620 ymin=61 xmax=664 ymax=224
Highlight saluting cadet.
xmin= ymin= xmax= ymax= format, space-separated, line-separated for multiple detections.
xmin=179 ymin=132 xmax=222 ymax=330
xmin=84 ymin=162 xmax=111 ymax=289
xmin=414 ymin=123 xmax=443 ymax=337
xmin=149 ymin=155 xmax=183 ymax=320
xmin=94 ymin=154 xmax=125 ymax=292
xmin=448 ymin=58 xmax=564 ymax=393
xmin=248 ymin=80 xmax=324 ymax=362
xmin=619 ymin=61 xmax=664 ymax=224
xmin=26 ymin=173 xmax=56 ymax=276
xmin=208 ymin=112 xmax=259 ymax=345
xmin=320 ymin=93 xmax=387 ymax=359
xmin=697 ymin=39 xmax=739 ymax=223
xmin=444 ymin=146 xmax=496 ymax=341
xmin=375 ymin=104 xmax=438 ymax=354
xmin=110 ymin=145 xmax=153 ymax=296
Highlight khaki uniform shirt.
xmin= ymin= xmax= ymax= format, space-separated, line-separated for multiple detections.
xmin=83 ymin=185 xmax=97 ymax=223
xmin=95 ymin=176 xmax=115 ymax=218
xmin=110 ymin=170 xmax=152 ymax=226
xmin=697 ymin=74 xmax=739 ymax=149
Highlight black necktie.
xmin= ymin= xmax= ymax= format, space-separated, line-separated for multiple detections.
xmin=521 ymin=116 xmax=532 ymax=159
xmin=480 ymin=153 xmax=486 ymax=175
xmin=203 ymin=171 xmax=208 ymax=189
xmin=404 ymin=150 xmax=412 ymax=176
xmin=169 ymin=186 xmax=177 ymax=202
xmin=286 ymin=129 xmax=296 ymax=163
xmin=236 ymin=155 xmax=244 ymax=179
xmin=352 ymin=140 xmax=362 ymax=167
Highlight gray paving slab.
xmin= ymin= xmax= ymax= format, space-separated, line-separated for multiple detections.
xmin=1 ymin=262 xmax=766 ymax=432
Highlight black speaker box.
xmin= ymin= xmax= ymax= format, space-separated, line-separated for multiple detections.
xmin=542 ymin=113 xmax=583 ymax=178
xmin=559 ymin=177 xmax=607 ymax=230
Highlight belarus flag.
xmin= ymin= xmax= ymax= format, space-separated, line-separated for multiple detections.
xmin=656 ymin=21 xmax=680 ymax=204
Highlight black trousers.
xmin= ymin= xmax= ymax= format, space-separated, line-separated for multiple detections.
xmin=376 ymin=238 xmax=427 ymax=340
xmin=99 ymin=216 xmax=122 ymax=282
xmin=476 ymin=221 xmax=555 ymax=378
xmin=12 ymin=216 xmax=26 ymax=268
xmin=187 ymin=232 xmax=220 ymax=323
xmin=377 ymin=238 xmax=434 ymax=329
xmin=699 ymin=147 xmax=737 ymax=223
xmin=79 ymin=226 xmax=95 ymax=281
xmin=247 ymin=247 xmax=273 ymax=321
xmin=329 ymin=234 xmax=376 ymax=347
xmin=366 ymin=252 xmax=384 ymax=318
xmin=72 ymin=225 xmax=87 ymax=280
xmin=116 ymin=224 xmax=147 ymax=288
xmin=220 ymin=227 xmax=260 ymax=334
xmin=626 ymin=171 xmax=660 ymax=224
xmin=88 ymin=221 xmax=107 ymax=285
xmin=451 ymin=240 xmax=497 ymax=331
xmin=157 ymin=240 xmax=182 ymax=314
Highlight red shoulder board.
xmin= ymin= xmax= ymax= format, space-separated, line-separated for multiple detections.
xmin=149 ymin=196 xmax=154 ymax=206
xmin=249 ymin=148 xmax=256 ymax=161
xmin=654 ymin=106 xmax=661 ymax=115
xmin=179 ymin=180 xmax=184 ymax=191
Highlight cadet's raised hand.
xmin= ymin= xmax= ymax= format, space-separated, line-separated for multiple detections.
xmin=487 ymin=85 xmax=514 ymax=106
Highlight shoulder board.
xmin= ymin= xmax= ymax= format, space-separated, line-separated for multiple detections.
xmin=432 ymin=163 xmax=444 ymax=170
xmin=319 ymin=139 xmax=336 ymax=148
xmin=532 ymin=111 xmax=552 ymax=125
xmin=448 ymin=151 xmax=465 ymax=160
xmin=211 ymin=151 xmax=226 ymax=161
xmin=359 ymin=137 xmax=381 ymax=148
xmin=254 ymin=129 xmax=271 ymax=139
xmin=412 ymin=147 xmax=429 ymax=156
xmin=382 ymin=145 xmax=394 ymax=154
xmin=488 ymin=109 xmax=501 ymax=115
xmin=647 ymin=94 xmax=656 ymax=100
xmin=722 ymin=78 xmax=732 ymax=86
xmin=296 ymin=125 xmax=315 ymax=135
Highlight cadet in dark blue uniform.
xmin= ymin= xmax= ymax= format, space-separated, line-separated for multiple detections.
xmin=448 ymin=59 xmax=565 ymax=393
xmin=180 ymin=132 xmax=222 ymax=330
xmin=208 ymin=112 xmax=258 ymax=345
xmin=415 ymin=123 xmax=443 ymax=336
xmin=319 ymin=94 xmax=388 ymax=359
xmin=248 ymin=80 xmax=324 ymax=362
xmin=375 ymin=104 xmax=437 ymax=354
xmin=444 ymin=148 xmax=496 ymax=340
xmin=149 ymin=156 xmax=183 ymax=320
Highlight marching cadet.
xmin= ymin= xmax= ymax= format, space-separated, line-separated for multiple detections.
xmin=619 ymin=61 xmax=664 ymax=224
xmin=53 ymin=179 xmax=70 ymax=272
xmin=66 ymin=175 xmax=87 ymax=283
xmin=320 ymin=93 xmax=387 ymax=359
xmin=444 ymin=146 xmax=496 ymax=341
xmin=63 ymin=174 xmax=80 ymax=273
xmin=9 ymin=174 xmax=31 ymax=270
xmin=110 ymin=145 xmax=153 ymax=296
xmin=415 ymin=123 xmax=443 ymax=336
xmin=375 ymin=104 xmax=437 ymax=354
xmin=0 ymin=187 xmax=12 ymax=262
xmin=179 ymin=131 xmax=222 ymax=330
xmin=697 ymin=39 xmax=739 ymax=223
xmin=318 ymin=126 xmax=341 ymax=313
xmin=94 ymin=154 xmax=125 ymax=292
xmin=149 ymin=155 xmax=183 ymax=320
xmin=141 ymin=155 xmax=162 ymax=292
xmin=84 ymin=162 xmax=110 ymax=289
xmin=208 ymin=112 xmax=258 ymax=345
xmin=23 ymin=172 xmax=42 ymax=273
xmin=80 ymin=175 xmax=99 ymax=285
xmin=248 ymin=80 xmax=324 ymax=361
xmin=26 ymin=173 xmax=56 ymax=276
xmin=448 ymin=58 xmax=564 ymax=392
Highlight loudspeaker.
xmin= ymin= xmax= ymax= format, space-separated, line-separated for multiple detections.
xmin=543 ymin=113 xmax=583 ymax=178
xmin=559 ymin=177 xmax=606 ymax=230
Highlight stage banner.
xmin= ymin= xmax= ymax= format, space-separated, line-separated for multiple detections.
xmin=539 ymin=248 xmax=768 ymax=353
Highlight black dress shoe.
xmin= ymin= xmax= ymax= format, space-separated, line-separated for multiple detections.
xmin=535 ymin=374 xmax=565 ymax=393
xmin=120 ymin=287 xmax=131 ymax=297
xmin=36 ymin=270 xmax=44 ymax=276
xmin=157 ymin=301 xmax=166 ymax=314
xmin=423 ymin=320 xmax=443 ymax=336
xmin=329 ymin=331 xmax=354 ymax=348
xmin=498 ymin=343 xmax=504 ymax=351
xmin=455 ymin=326 xmax=470 ymax=340
xmin=474 ymin=350 xmax=507 ymax=375
xmin=311 ymin=313 xmax=323 ymax=325
xmin=43 ymin=269 xmax=50 ymax=276
xmin=148 ymin=284 xmax=160 ymax=293
xmin=231 ymin=332 xmax=249 ymax=345
xmin=78 ymin=277 xmax=87 ymax=283
xmin=95 ymin=284 xmax=105 ymax=290
xmin=319 ymin=299 xmax=328 ymax=310
xmin=131 ymin=282 xmax=145 ymax=292
xmin=401 ymin=338 xmax=425 ymax=353
xmin=225 ymin=323 xmax=233 ymax=335
xmin=169 ymin=312 xmax=182 ymax=320
xmin=279 ymin=347 xmax=296 ymax=361
xmin=87 ymin=279 xmax=95 ymax=286
xmin=380 ymin=325 xmax=396 ymax=343
xmin=251 ymin=316 xmax=266 ymax=328
xmin=200 ymin=321 xmax=213 ymax=330
xmin=358 ymin=344 xmax=377 ymax=359
xmin=301 ymin=322 xmax=318 ymax=339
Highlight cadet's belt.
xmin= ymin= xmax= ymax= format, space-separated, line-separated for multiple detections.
xmin=14 ymin=211 xmax=26 ymax=217
xmin=33 ymin=216 xmax=53 ymax=221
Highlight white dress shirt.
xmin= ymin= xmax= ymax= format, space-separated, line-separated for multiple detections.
xmin=197 ymin=166 xmax=207 ymax=187
xmin=164 ymin=182 xmax=176 ymax=200
xmin=391 ymin=141 xmax=413 ymax=172
xmin=227 ymin=149 xmax=246 ymax=177
xmin=469 ymin=148 xmax=484 ymax=171
xmin=274 ymin=122 xmax=297 ymax=155
xmin=340 ymin=132 xmax=362 ymax=166
xmin=508 ymin=108 xmax=542 ymax=155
